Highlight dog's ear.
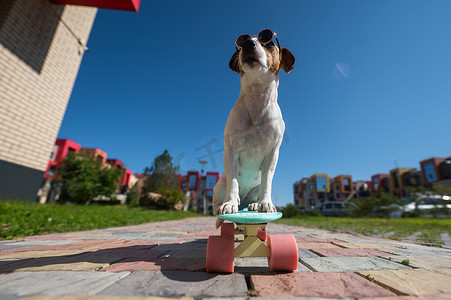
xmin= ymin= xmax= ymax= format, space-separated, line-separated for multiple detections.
xmin=229 ymin=50 xmax=241 ymax=73
xmin=280 ymin=47 xmax=295 ymax=73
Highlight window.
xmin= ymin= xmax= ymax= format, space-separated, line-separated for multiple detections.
xmin=206 ymin=174 xmax=217 ymax=190
xmin=423 ymin=162 xmax=437 ymax=182
xmin=343 ymin=178 xmax=351 ymax=192
xmin=47 ymin=165 xmax=56 ymax=177
xmin=315 ymin=177 xmax=328 ymax=192
xmin=333 ymin=203 xmax=344 ymax=209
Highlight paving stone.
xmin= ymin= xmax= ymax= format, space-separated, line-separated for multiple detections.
xmin=295 ymin=237 xmax=337 ymax=243
xmin=332 ymin=242 xmax=398 ymax=249
xmin=88 ymin=249 xmax=167 ymax=260
xmin=440 ymin=232 xmax=451 ymax=250
xmin=201 ymin=298 xmax=248 ymax=300
xmin=0 ymin=250 xmax=88 ymax=259
xmin=0 ymin=271 xmax=129 ymax=297
xmin=0 ymin=240 xmax=128 ymax=254
xmin=379 ymin=246 xmax=451 ymax=256
xmin=0 ymin=293 xmax=22 ymax=300
xmin=0 ymin=251 xmax=124 ymax=272
xmin=298 ymin=248 xmax=320 ymax=258
xmin=0 ymin=240 xmax=81 ymax=250
xmin=334 ymin=235 xmax=396 ymax=244
xmin=163 ymin=249 xmax=206 ymax=259
xmin=152 ymin=241 xmax=207 ymax=259
xmin=0 ymin=243 xmax=35 ymax=252
xmin=99 ymin=270 xmax=248 ymax=298
xmin=379 ymin=254 xmax=451 ymax=269
xmin=358 ymin=268 xmax=451 ymax=295
xmin=234 ymin=257 xmax=271 ymax=274
xmin=298 ymin=242 xmax=341 ymax=249
xmin=301 ymin=256 xmax=411 ymax=272
xmin=250 ymin=272 xmax=396 ymax=298
xmin=248 ymin=298 xmax=348 ymax=300
xmin=311 ymin=232 xmax=355 ymax=238
xmin=102 ymin=257 xmax=206 ymax=272
xmin=24 ymin=295 xmax=194 ymax=300
xmin=310 ymin=248 xmax=388 ymax=257
xmin=360 ymin=294 xmax=451 ymax=300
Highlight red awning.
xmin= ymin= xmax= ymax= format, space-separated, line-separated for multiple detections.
xmin=51 ymin=0 xmax=141 ymax=12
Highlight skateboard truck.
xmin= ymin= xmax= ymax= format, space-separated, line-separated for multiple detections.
xmin=206 ymin=210 xmax=298 ymax=273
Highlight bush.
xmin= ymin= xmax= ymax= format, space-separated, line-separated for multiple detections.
xmin=126 ymin=188 xmax=140 ymax=207
xmin=302 ymin=208 xmax=321 ymax=216
xmin=56 ymin=153 xmax=122 ymax=204
xmin=159 ymin=188 xmax=185 ymax=210
xmin=281 ymin=204 xmax=301 ymax=218
xmin=139 ymin=188 xmax=184 ymax=210
xmin=352 ymin=192 xmax=398 ymax=217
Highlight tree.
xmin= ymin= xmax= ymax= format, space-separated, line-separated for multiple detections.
xmin=56 ymin=153 xmax=122 ymax=204
xmin=143 ymin=150 xmax=180 ymax=194
xmin=141 ymin=150 xmax=184 ymax=209
xmin=432 ymin=184 xmax=451 ymax=196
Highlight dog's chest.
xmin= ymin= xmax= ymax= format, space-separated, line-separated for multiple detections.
xmin=226 ymin=104 xmax=284 ymax=154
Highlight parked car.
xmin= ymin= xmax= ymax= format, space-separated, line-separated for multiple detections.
xmin=371 ymin=198 xmax=411 ymax=218
xmin=316 ymin=201 xmax=357 ymax=217
xmin=373 ymin=195 xmax=451 ymax=218
xmin=403 ymin=195 xmax=451 ymax=217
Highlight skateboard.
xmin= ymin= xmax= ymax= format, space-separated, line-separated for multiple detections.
xmin=206 ymin=209 xmax=298 ymax=273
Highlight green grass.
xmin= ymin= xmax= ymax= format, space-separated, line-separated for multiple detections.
xmin=276 ymin=215 xmax=451 ymax=246
xmin=0 ymin=201 xmax=201 ymax=240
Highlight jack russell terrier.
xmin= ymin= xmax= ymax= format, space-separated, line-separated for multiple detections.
xmin=213 ymin=29 xmax=295 ymax=223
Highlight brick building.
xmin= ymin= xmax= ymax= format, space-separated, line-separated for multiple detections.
xmin=0 ymin=0 xmax=140 ymax=202
xmin=0 ymin=0 xmax=97 ymax=201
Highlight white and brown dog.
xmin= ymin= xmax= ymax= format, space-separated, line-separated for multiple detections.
xmin=213 ymin=29 xmax=295 ymax=223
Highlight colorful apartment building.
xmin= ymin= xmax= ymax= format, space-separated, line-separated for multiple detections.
xmin=331 ymin=175 xmax=354 ymax=201
xmin=371 ymin=174 xmax=391 ymax=192
xmin=420 ymin=157 xmax=446 ymax=184
xmin=293 ymin=174 xmax=331 ymax=208
xmin=294 ymin=155 xmax=451 ymax=205
xmin=0 ymin=0 xmax=140 ymax=202
xmin=44 ymin=139 xmax=81 ymax=179
xmin=390 ymin=168 xmax=416 ymax=196
xmin=80 ymin=148 xmax=107 ymax=165
xmin=38 ymin=138 xmax=133 ymax=203
xmin=293 ymin=178 xmax=316 ymax=207
xmin=177 ymin=171 xmax=220 ymax=213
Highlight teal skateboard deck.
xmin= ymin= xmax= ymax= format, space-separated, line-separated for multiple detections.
xmin=217 ymin=209 xmax=282 ymax=224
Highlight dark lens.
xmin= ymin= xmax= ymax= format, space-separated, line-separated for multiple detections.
xmin=258 ymin=29 xmax=273 ymax=44
xmin=236 ymin=34 xmax=251 ymax=47
xmin=264 ymin=41 xmax=275 ymax=48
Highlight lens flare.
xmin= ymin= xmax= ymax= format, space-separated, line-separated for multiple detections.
xmin=332 ymin=62 xmax=350 ymax=80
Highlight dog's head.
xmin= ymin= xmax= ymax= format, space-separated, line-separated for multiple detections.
xmin=229 ymin=31 xmax=295 ymax=76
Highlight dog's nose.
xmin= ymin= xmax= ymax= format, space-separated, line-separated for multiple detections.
xmin=242 ymin=39 xmax=257 ymax=49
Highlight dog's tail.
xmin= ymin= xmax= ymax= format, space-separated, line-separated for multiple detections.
xmin=215 ymin=217 xmax=224 ymax=229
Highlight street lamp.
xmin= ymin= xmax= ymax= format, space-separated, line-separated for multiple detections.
xmin=199 ymin=161 xmax=208 ymax=214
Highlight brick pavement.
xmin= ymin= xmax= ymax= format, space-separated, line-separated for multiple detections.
xmin=0 ymin=216 xmax=450 ymax=299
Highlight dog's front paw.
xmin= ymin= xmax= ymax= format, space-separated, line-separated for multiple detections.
xmin=248 ymin=202 xmax=259 ymax=211
xmin=259 ymin=202 xmax=277 ymax=213
xmin=218 ymin=201 xmax=239 ymax=214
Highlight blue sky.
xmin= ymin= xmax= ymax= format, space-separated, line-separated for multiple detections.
xmin=59 ymin=0 xmax=451 ymax=207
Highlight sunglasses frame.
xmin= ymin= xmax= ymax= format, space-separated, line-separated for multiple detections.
xmin=234 ymin=29 xmax=281 ymax=53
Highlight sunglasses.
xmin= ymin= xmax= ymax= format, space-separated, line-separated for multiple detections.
xmin=234 ymin=29 xmax=280 ymax=52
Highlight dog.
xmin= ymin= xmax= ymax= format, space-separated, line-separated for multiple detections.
xmin=212 ymin=29 xmax=295 ymax=225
